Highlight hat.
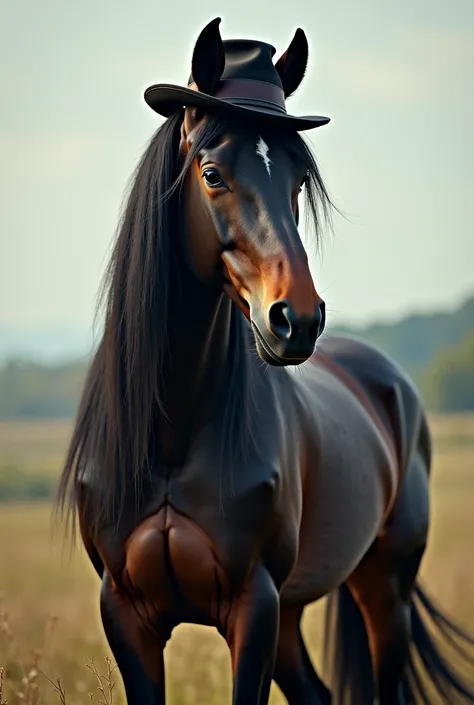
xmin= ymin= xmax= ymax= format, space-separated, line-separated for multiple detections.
xmin=144 ymin=18 xmax=330 ymax=132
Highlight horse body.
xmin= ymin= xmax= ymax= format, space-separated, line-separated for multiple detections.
xmin=79 ymin=309 xmax=431 ymax=699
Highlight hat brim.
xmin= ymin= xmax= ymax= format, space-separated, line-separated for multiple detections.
xmin=144 ymin=84 xmax=330 ymax=132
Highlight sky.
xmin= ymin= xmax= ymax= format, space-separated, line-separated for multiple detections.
xmin=0 ymin=0 xmax=473 ymax=342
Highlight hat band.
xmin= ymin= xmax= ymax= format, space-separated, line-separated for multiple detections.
xmin=187 ymin=78 xmax=287 ymax=114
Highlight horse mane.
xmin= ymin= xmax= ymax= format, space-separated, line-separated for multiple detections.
xmin=56 ymin=110 xmax=334 ymax=538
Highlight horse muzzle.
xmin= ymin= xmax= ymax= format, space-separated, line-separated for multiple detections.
xmin=252 ymin=298 xmax=326 ymax=366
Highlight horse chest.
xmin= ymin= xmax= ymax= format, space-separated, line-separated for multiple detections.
xmin=121 ymin=504 xmax=233 ymax=625
xmin=98 ymin=456 xmax=292 ymax=625
xmin=164 ymin=461 xmax=283 ymax=580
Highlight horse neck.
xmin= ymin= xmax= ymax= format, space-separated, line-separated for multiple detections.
xmin=158 ymin=259 xmax=233 ymax=467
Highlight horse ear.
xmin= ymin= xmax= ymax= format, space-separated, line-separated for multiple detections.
xmin=275 ymin=28 xmax=309 ymax=98
xmin=191 ymin=17 xmax=225 ymax=95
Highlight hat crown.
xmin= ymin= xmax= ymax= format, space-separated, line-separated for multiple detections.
xmin=144 ymin=19 xmax=330 ymax=132
xmin=188 ymin=40 xmax=283 ymax=91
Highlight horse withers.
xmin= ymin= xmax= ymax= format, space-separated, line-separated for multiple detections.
xmin=57 ymin=19 xmax=474 ymax=705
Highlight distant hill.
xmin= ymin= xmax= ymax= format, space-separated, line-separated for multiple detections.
xmin=333 ymin=294 xmax=474 ymax=381
xmin=0 ymin=294 xmax=472 ymax=418
xmin=419 ymin=330 xmax=474 ymax=412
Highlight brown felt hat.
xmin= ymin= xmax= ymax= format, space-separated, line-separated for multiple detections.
xmin=144 ymin=18 xmax=330 ymax=132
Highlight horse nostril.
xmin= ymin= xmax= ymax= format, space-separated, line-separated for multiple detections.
xmin=268 ymin=300 xmax=293 ymax=340
xmin=308 ymin=300 xmax=326 ymax=344
xmin=317 ymin=300 xmax=326 ymax=336
xmin=268 ymin=299 xmax=326 ymax=345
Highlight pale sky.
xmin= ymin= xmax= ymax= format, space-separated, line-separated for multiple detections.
xmin=1 ymin=0 xmax=473 ymax=336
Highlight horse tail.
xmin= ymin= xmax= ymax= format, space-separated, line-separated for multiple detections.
xmin=323 ymin=582 xmax=474 ymax=704
xmin=405 ymin=583 xmax=474 ymax=703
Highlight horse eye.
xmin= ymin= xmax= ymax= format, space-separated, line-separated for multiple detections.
xmin=202 ymin=168 xmax=224 ymax=188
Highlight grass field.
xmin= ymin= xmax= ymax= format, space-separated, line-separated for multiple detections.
xmin=1 ymin=415 xmax=474 ymax=704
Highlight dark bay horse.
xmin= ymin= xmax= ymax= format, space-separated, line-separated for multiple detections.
xmin=58 ymin=20 xmax=474 ymax=705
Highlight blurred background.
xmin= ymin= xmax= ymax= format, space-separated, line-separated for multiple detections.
xmin=0 ymin=0 xmax=473 ymax=703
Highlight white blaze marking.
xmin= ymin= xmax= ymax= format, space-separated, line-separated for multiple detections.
xmin=256 ymin=136 xmax=272 ymax=176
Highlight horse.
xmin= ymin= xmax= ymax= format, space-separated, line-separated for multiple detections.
xmin=57 ymin=19 xmax=474 ymax=705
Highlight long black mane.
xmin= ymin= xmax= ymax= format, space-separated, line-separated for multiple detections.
xmin=56 ymin=109 xmax=334 ymax=537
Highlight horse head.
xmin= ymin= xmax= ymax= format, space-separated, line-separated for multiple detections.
xmin=180 ymin=108 xmax=329 ymax=366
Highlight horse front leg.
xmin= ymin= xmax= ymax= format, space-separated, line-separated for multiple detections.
xmin=100 ymin=573 xmax=168 ymax=705
xmin=225 ymin=561 xmax=280 ymax=705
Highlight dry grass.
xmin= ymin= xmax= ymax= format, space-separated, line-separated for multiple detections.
xmin=0 ymin=415 xmax=473 ymax=704
xmin=1 ymin=667 xmax=7 ymax=705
